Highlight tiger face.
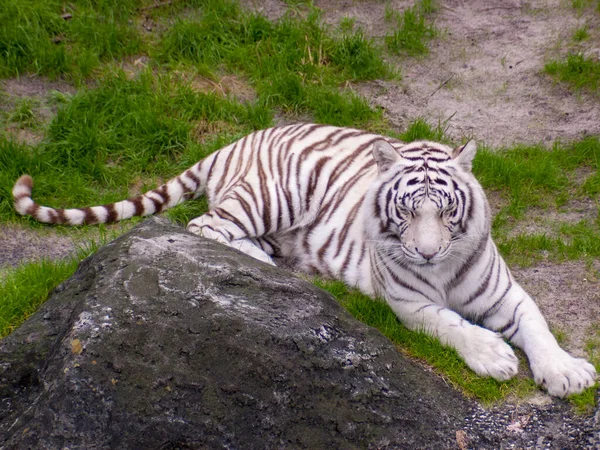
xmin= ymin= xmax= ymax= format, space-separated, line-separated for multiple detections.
xmin=370 ymin=139 xmax=479 ymax=266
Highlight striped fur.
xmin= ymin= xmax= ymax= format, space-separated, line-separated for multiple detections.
xmin=13 ymin=123 xmax=596 ymax=396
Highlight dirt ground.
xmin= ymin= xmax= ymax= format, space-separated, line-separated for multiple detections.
xmin=1 ymin=0 xmax=599 ymax=381
xmin=319 ymin=0 xmax=600 ymax=147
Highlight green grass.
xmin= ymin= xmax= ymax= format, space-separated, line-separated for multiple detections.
xmin=472 ymin=137 xmax=600 ymax=265
xmin=474 ymin=137 xmax=600 ymax=217
xmin=545 ymin=0 xmax=600 ymax=93
xmin=573 ymin=25 xmax=590 ymax=42
xmin=313 ymin=279 xmax=537 ymax=404
xmin=545 ymin=53 xmax=600 ymax=92
xmin=396 ymin=117 xmax=450 ymax=143
xmin=497 ymin=218 xmax=600 ymax=267
xmin=571 ymin=0 xmax=600 ymax=11
xmin=0 ymin=0 xmax=143 ymax=80
xmin=8 ymin=98 xmax=39 ymax=127
xmin=0 ymin=0 xmax=394 ymax=222
xmin=0 ymin=71 xmax=270 ymax=222
xmin=385 ymin=0 xmax=438 ymax=56
xmin=156 ymin=1 xmax=388 ymax=127
xmin=570 ymin=325 xmax=600 ymax=414
xmin=0 ymin=259 xmax=78 ymax=337
xmin=0 ymin=233 xmax=114 ymax=338
xmin=1 ymin=252 xmax=79 ymax=338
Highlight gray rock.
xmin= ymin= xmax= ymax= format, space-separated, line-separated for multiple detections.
xmin=0 ymin=217 xmax=472 ymax=449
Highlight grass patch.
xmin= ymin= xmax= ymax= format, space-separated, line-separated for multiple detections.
xmin=0 ymin=0 xmax=391 ymax=225
xmin=8 ymin=98 xmax=39 ymax=127
xmin=473 ymin=137 xmax=600 ymax=265
xmin=474 ymin=137 xmax=600 ymax=219
xmin=0 ymin=0 xmax=143 ymax=80
xmin=396 ymin=116 xmax=450 ymax=143
xmin=573 ymin=25 xmax=590 ymax=42
xmin=570 ymin=325 xmax=600 ymax=414
xmin=1 ymin=254 xmax=78 ymax=338
xmin=313 ymin=278 xmax=537 ymax=404
xmin=545 ymin=53 xmax=600 ymax=92
xmin=545 ymin=0 xmax=600 ymax=93
xmin=385 ymin=0 xmax=438 ymax=56
xmin=497 ymin=218 xmax=600 ymax=266
xmin=0 ymin=259 xmax=78 ymax=337
xmin=571 ymin=0 xmax=600 ymax=12
xmin=0 ymin=232 xmax=114 ymax=338
xmin=156 ymin=1 xmax=388 ymax=127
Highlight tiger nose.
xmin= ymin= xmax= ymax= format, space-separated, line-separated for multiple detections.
xmin=415 ymin=247 xmax=439 ymax=261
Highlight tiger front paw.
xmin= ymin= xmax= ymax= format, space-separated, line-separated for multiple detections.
xmin=458 ymin=326 xmax=519 ymax=381
xmin=530 ymin=350 xmax=597 ymax=397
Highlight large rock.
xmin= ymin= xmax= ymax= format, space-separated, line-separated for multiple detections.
xmin=0 ymin=217 xmax=472 ymax=449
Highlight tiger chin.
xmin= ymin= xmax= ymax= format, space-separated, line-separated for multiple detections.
xmin=13 ymin=123 xmax=597 ymax=398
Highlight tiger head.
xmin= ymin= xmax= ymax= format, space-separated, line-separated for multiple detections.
xmin=368 ymin=139 xmax=489 ymax=266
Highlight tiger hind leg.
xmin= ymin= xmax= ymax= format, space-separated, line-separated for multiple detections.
xmin=186 ymin=212 xmax=275 ymax=265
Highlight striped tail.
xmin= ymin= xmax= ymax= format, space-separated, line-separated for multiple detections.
xmin=12 ymin=164 xmax=207 ymax=225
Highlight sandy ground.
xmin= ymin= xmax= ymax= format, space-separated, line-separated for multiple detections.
xmin=1 ymin=0 xmax=599 ymax=385
xmin=322 ymin=0 xmax=600 ymax=147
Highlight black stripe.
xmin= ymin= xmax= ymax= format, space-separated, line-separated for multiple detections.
xmin=479 ymin=268 xmax=513 ymax=321
xmin=403 ymin=264 xmax=444 ymax=300
xmin=334 ymin=199 xmax=363 ymax=259
xmin=384 ymin=264 xmax=428 ymax=298
xmin=105 ymin=204 xmax=118 ymax=222
xmin=507 ymin=312 xmax=524 ymax=341
xmin=185 ymin=168 xmax=201 ymax=188
xmin=341 ymin=241 xmax=355 ymax=276
xmin=415 ymin=303 xmax=438 ymax=313
xmin=317 ymin=231 xmax=336 ymax=262
xmin=275 ymin=184 xmax=283 ymax=230
xmin=283 ymin=155 xmax=296 ymax=225
xmin=357 ymin=242 xmax=367 ymax=268
xmin=148 ymin=196 xmax=162 ymax=213
xmin=83 ymin=207 xmax=99 ymax=225
xmin=446 ymin=234 xmax=489 ymax=290
xmin=131 ymin=196 xmax=144 ymax=216
xmin=56 ymin=208 xmax=68 ymax=224
xmin=257 ymin=159 xmax=271 ymax=234
xmin=176 ymin=177 xmax=193 ymax=200
xmin=214 ymin=145 xmax=239 ymax=196
xmin=494 ymin=299 xmax=523 ymax=334
xmin=462 ymin=250 xmax=496 ymax=306
xmin=233 ymin=193 xmax=259 ymax=234
xmin=213 ymin=207 xmax=250 ymax=236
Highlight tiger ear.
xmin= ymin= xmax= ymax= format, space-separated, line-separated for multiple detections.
xmin=372 ymin=140 xmax=401 ymax=173
xmin=452 ymin=140 xmax=477 ymax=172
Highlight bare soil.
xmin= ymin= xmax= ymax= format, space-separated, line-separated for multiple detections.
xmin=347 ymin=0 xmax=600 ymax=147
xmin=1 ymin=0 xmax=599 ymax=399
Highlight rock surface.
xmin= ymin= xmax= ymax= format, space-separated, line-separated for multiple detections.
xmin=0 ymin=217 xmax=472 ymax=449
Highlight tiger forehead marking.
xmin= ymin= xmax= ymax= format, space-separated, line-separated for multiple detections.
xmin=378 ymin=142 xmax=459 ymax=216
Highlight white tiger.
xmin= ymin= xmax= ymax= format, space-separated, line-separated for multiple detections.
xmin=13 ymin=123 xmax=597 ymax=397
